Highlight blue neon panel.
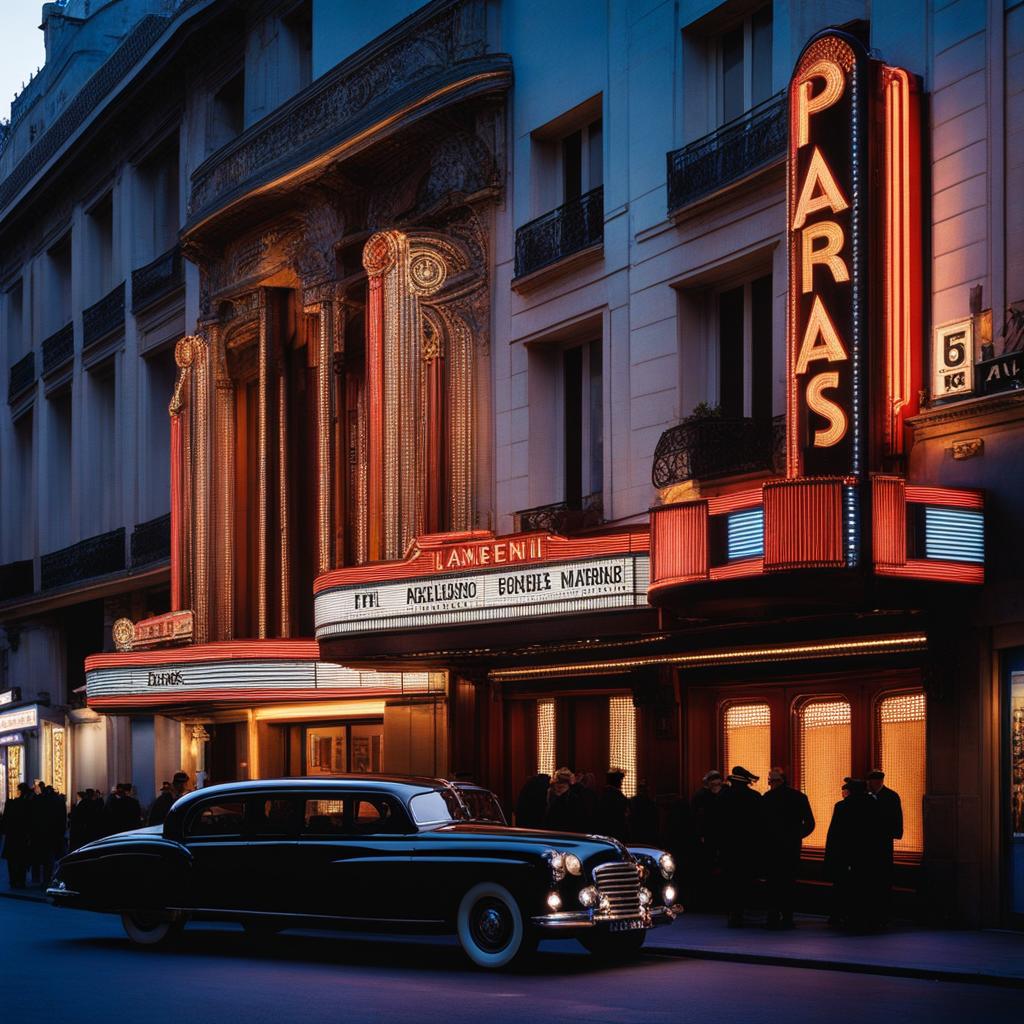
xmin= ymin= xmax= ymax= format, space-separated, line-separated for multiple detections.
xmin=727 ymin=507 xmax=764 ymax=561
xmin=924 ymin=507 xmax=984 ymax=564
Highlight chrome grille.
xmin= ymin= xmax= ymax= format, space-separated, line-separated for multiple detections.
xmin=592 ymin=860 xmax=642 ymax=920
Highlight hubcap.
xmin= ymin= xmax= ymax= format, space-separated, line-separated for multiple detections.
xmin=470 ymin=898 xmax=513 ymax=953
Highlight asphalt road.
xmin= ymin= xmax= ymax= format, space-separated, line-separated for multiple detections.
xmin=1 ymin=897 xmax=1018 ymax=1024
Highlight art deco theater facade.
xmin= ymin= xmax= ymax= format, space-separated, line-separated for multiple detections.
xmin=2 ymin=0 xmax=1021 ymax=928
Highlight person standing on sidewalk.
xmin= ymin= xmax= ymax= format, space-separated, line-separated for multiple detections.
xmin=867 ymin=768 xmax=903 ymax=923
xmin=720 ymin=766 xmax=762 ymax=927
xmin=1 ymin=783 xmax=34 ymax=888
xmin=689 ymin=770 xmax=725 ymax=910
xmin=761 ymin=767 xmax=814 ymax=929
xmin=148 ymin=771 xmax=191 ymax=827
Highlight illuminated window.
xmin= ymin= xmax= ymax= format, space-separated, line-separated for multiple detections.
xmin=723 ymin=702 xmax=770 ymax=793
xmin=537 ymin=699 xmax=556 ymax=777
xmin=609 ymin=695 xmax=637 ymax=798
xmin=799 ymin=699 xmax=851 ymax=848
xmin=878 ymin=692 xmax=926 ymax=855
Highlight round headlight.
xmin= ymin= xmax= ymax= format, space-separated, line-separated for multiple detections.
xmin=579 ymin=885 xmax=600 ymax=909
xmin=663 ymin=885 xmax=677 ymax=905
xmin=639 ymin=887 xmax=653 ymax=907
xmin=659 ymin=853 xmax=676 ymax=880
xmin=547 ymin=891 xmax=563 ymax=911
xmin=564 ymin=853 xmax=582 ymax=876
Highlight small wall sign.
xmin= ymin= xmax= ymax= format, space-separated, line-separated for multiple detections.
xmin=932 ymin=319 xmax=974 ymax=399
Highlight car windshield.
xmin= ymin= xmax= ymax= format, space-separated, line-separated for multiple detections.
xmin=457 ymin=788 xmax=506 ymax=824
xmin=409 ymin=788 xmax=466 ymax=825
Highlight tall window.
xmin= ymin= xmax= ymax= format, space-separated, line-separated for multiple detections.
xmin=135 ymin=139 xmax=179 ymax=262
xmin=716 ymin=272 xmax=773 ymax=419
xmin=7 ymin=410 xmax=33 ymax=561
xmin=799 ymin=699 xmax=851 ymax=848
xmin=718 ymin=5 xmax=772 ymax=124
xmin=85 ymin=192 xmax=114 ymax=302
xmin=723 ymin=702 xmax=770 ymax=793
xmin=5 ymin=279 xmax=24 ymax=361
xmin=877 ymin=692 xmax=926 ymax=855
xmin=47 ymin=391 xmax=72 ymax=550
xmin=208 ymin=71 xmax=244 ymax=153
xmin=282 ymin=0 xmax=313 ymax=96
xmin=563 ymin=339 xmax=602 ymax=507
xmin=609 ymin=695 xmax=637 ymax=798
xmin=561 ymin=119 xmax=603 ymax=201
xmin=46 ymin=233 xmax=72 ymax=335
xmin=537 ymin=698 xmax=556 ymax=776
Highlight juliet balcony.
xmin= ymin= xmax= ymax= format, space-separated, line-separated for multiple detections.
xmin=132 ymin=245 xmax=184 ymax=314
xmin=82 ymin=281 xmax=126 ymax=351
xmin=667 ymin=91 xmax=787 ymax=216
xmin=648 ymin=477 xmax=985 ymax=607
xmin=514 ymin=492 xmax=604 ymax=535
xmin=513 ymin=185 xmax=604 ymax=282
xmin=7 ymin=350 xmax=35 ymax=404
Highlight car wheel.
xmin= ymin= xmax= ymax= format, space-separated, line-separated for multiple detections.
xmin=457 ymin=882 xmax=532 ymax=969
xmin=580 ymin=928 xmax=646 ymax=959
xmin=121 ymin=911 xmax=184 ymax=947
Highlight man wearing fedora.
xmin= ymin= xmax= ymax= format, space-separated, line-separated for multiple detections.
xmin=867 ymin=768 xmax=903 ymax=922
xmin=721 ymin=766 xmax=762 ymax=927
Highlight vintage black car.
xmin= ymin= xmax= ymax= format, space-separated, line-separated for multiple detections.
xmin=48 ymin=776 xmax=680 ymax=968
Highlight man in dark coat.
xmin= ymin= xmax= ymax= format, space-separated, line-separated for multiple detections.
xmin=105 ymin=783 xmax=142 ymax=835
xmin=515 ymin=773 xmax=551 ymax=829
xmin=720 ymin=766 xmax=762 ymax=927
xmin=825 ymin=778 xmax=889 ymax=930
xmin=148 ymin=771 xmax=191 ymax=827
xmin=690 ymin=770 xmax=725 ymax=910
xmin=1 ymin=783 xmax=34 ymax=888
xmin=595 ymin=768 xmax=630 ymax=841
xmin=628 ymin=780 xmax=660 ymax=845
xmin=545 ymin=768 xmax=587 ymax=833
xmin=761 ymin=767 xmax=815 ymax=928
xmin=867 ymin=768 xmax=903 ymax=921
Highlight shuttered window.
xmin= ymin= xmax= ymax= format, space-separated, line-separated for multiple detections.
xmin=878 ymin=692 xmax=926 ymax=855
xmin=537 ymin=698 xmax=556 ymax=777
xmin=799 ymin=699 xmax=851 ymax=848
xmin=609 ymin=695 xmax=637 ymax=797
xmin=723 ymin=702 xmax=770 ymax=793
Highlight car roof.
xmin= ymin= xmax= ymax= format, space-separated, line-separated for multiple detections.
xmin=176 ymin=775 xmax=451 ymax=801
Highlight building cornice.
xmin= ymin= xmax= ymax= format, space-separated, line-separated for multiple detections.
xmin=907 ymin=389 xmax=1024 ymax=441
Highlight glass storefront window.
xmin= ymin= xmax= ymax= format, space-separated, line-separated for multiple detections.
xmin=723 ymin=702 xmax=770 ymax=794
xmin=799 ymin=698 xmax=851 ymax=849
xmin=304 ymin=721 xmax=383 ymax=776
xmin=537 ymin=699 xmax=556 ymax=777
xmin=877 ymin=691 xmax=926 ymax=855
xmin=609 ymin=695 xmax=637 ymax=798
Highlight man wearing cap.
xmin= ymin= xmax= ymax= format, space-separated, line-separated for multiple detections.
xmin=761 ymin=767 xmax=815 ymax=929
xmin=720 ymin=766 xmax=762 ymax=927
xmin=867 ymin=769 xmax=903 ymax=922
xmin=689 ymin=770 xmax=725 ymax=910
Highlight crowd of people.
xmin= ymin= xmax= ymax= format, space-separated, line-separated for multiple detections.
xmin=515 ymin=764 xmax=905 ymax=932
xmin=0 ymin=771 xmax=192 ymax=890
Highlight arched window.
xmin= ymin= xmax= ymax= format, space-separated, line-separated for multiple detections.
xmin=877 ymin=691 xmax=926 ymax=855
xmin=723 ymin=702 xmax=770 ymax=793
xmin=537 ymin=699 xmax=556 ymax=777
xmin=609 ymin=695 xmax=637 ymax=798
xmin=798 ymin=698 xmax=851 ymax=848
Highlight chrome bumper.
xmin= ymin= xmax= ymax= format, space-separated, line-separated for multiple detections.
xmin=531 ymin=903 xmax=682 ymax=930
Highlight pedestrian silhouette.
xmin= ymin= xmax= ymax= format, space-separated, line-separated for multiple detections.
xmin=514 ymin=772 xmax=550 ymax=829
xmin=761 ymin=767 xmax=814 ymax=928
xmin=867 ymin=768 xmax=903 ymax=923
xmin=1 ymin=783 xmax=34 ymax=888
xmin=690 ymin=770 xmax=725 ymax=910
xmin=545 ymin=767 xmax=587 ymax=832
xmin=595 ymin=768 xmax=630 ymax=841
xmin=720 ymin=766 xmax=762 ymax=927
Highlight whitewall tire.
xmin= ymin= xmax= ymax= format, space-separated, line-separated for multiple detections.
xmin=456 ymin=882 xmax=529 ymax=969
xmin=121 ymin=911 xmax=183 ymax=947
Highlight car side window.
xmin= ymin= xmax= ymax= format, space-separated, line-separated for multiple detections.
xmin=187 ymin=800 xmax=245 ymax=837
xmin=246 ymin=797 xmax=303 ymax=837
xmin=353 ymin=797 xmax=402 ymax=835
xmin=303 ymin=799 xmax=346 ymax=836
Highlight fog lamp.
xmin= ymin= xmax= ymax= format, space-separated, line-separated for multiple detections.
xmin=547 ymin=850 xmax=566 ymax=881
xmin=658 ymin=853 xmax=676 ymax=880
xmin=579 ymin=886 xmax=600 ymax=909
xmin=638 ymin=887 xmax=653 ymax=907
xmin=663 ymin=885 xmax=677 ymax=905
xmin=547 ymin=891 xmax=563 ymax=911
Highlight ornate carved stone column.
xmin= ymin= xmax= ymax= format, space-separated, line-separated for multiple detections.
xmin=211 ymin=322 xmax=234 ymax=640
xmin=256 ymin=290 xmax=270 ymax=638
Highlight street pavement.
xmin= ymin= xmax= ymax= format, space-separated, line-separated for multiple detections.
xmin=1 ymin=896 xmax=1021 ymax=1024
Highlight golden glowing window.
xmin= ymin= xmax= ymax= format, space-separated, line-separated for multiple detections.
xmin=537 ymin=699 xmax=556 ymax=777
xmin=799 ymin=699 xmax=851 ymax=848
xmin=878 ymin=691 xmax=926 ymax=855
xmin=723 ymin=703 xmax=770 ymax=794
xmin=609 ymin=695 xmax=637 ymax=798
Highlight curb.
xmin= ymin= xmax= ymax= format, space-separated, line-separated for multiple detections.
xmin=644 ymin=942 xmax=1024 ymax=989
xmin=0 ymin=889 xmax=50 ymax=905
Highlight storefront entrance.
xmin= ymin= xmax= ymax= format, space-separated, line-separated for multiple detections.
xmin=302 ymin=721 xmax=383 ymax=776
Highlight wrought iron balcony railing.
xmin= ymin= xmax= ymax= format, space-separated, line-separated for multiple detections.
xmin=667 ymin=91 xmax=787 ymax=214
xmin=514 ymin=186 xmax=604 ymax=279
xmin=131 ymin=513 xmax=171 ymax=568
xmin=131 ymin=245 xmax=184 ymax=313
xmin=515 ymin=492 xmax=604 ymax=534
xmin=8 ymin=351 xmax=35 ymax=403
xmin=41 ymin=322 xmax=74 ymax=376
xmin=41 ymin=527 xmax=126 ymax=591
xmin=652 ymin=415 xmax=785 ymax=489
xmin=82 ymin=281 xmax=125 ymax=349
xmin=0 ymin=558 xmax=34 ymax=603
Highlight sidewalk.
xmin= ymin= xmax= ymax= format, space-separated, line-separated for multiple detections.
xmin=3 ymin=871 xmax=1022 ymax=986
xmin=644 ymin=912 xmax=1024 ymax=987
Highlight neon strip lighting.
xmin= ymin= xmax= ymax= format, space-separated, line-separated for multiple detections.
xmin=923 ymin=507 xmax=984 ymax=564
xmin=727 ymin=508 xmax=765 ymax=560
xmin=488 ymin=633 xmax=928 ymax=682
